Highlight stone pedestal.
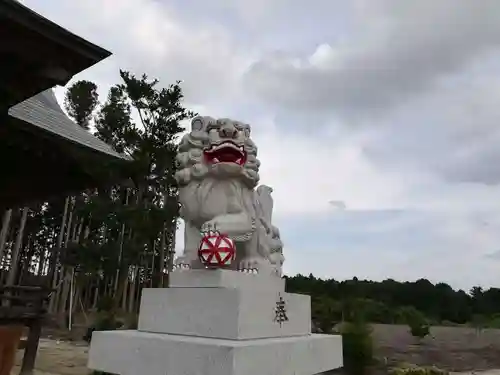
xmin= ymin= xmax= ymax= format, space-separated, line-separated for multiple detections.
xmin=88 ymin=269 xmax=343 ymax=375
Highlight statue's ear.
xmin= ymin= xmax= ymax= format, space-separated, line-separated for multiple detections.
xmin=243 ymin=124 xmax=251 ymax=137
xmin=191 ymin=116 xmax=205 ymax=131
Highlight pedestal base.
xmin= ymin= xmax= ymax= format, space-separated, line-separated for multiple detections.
xmin=88 ymin=330 xmax=343 ymax=375
xmin=138 ymin=287 xmax=311 ymax=339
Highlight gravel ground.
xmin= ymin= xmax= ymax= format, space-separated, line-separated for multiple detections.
xmin=10 ymin=324 xmax=500 ymax=375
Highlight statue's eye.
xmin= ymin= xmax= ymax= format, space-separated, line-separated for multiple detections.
xmin=206 ymin=125 xmax=219 ymax=132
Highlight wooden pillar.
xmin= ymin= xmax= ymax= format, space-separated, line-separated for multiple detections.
xmin=18 ymin=288 xmax=49 ymax=375
xmin=0 ymin=325 xmax=23 ymax=375
xmin=19 ymin=320 xmax=42 ymax=375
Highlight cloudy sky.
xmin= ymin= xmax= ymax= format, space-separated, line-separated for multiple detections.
xmin=24 ymin=0 xmax=500 ymax=290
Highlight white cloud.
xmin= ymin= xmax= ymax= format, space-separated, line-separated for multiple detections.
xmin=252 ymin=117 xmax=409 ymax=215
xmin=360 ymin=55 xmax=500 ymax=184
xmin=244 ymin=0 xmax=500 ymax=119
xmin=26 ymin=0 xmax=252 ymax=106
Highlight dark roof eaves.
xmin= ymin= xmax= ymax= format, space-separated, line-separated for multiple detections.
xmin=0 ymin=0 xmax=111 ymax=62
xmin=8 ymin=96 xmax=132 ymax=161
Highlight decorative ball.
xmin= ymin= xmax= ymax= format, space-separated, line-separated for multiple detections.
xmin=198 ymin=232 xmax=236 ymax=267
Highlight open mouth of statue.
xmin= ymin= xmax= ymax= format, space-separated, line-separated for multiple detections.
xmin=204 ymin=141 xmax=247 ymax=166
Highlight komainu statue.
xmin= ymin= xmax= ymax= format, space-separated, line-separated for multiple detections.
xmin=174 ymin=116 xmax=285 ymax=276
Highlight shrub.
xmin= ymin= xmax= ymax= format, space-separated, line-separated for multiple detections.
xmin=398 ymin=306 xmax=424 ymax=324
xmin=96 ymin=296 xmax=115 ymax=312
xmin=341 ymin=319 xmax=374 ymax=375
xmin=125 ymin=314 xmax=138 ymax=329
xmin=486 ymin=315 xmax=500 ymax=329
xmin=83 ymin=312 xmax=123 ymax=343
xmin=409 ymin=321 xmax=430 ymax=340
xmin=400 ymin=306 xmax=430 ymax=340
xmin=311 ymin=296 xmax=341 ymax=333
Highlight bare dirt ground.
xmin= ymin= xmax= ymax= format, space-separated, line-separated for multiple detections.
xmin=372 ymin=324 xmax=500 ymax=372
xmin=12 ymin=339 xmax=89 ymax=375
xmin=10 ymin=324 xmax=500 ymax=375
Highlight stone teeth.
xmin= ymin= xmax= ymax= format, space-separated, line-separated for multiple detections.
xmin=214 ymin=142 xmax=240 ymax=152
xmin=236 ymin=158 xmax=242 ymax=164
xmin=213 ymin=158 xmax=220 ymax=163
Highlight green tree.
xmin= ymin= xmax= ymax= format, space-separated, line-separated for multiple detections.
xmin=15 ymin=71 xmax=196 ymax=324
xmin=64 ymin=80 xmax=99 ymax=129
xmin=115 ymin=70 xmax=195 ymax=288
xmin=285 ymin=274 xmax=500 ymax=325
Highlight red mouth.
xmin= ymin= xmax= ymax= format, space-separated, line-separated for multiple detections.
xmin=204 ymin=141 xmax=247 ymax=166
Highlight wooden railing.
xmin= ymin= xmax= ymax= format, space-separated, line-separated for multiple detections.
xmin=0 ymin=285 xmax=52 ymax=375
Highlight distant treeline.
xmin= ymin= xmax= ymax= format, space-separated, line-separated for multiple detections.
xmin=285 ymin=274 xmax=500 ymax=325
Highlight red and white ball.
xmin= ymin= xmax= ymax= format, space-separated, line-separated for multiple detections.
xmin=198 ymin=232 xmax=236 ymax=267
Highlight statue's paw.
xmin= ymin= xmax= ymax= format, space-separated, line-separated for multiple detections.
xmin=201 ymin=220 xmax=219 ymax=235
xmin=173 ymin=256 xmax=193 ymax=271
xmin=173 ymin=263 xmax=191 ymax=271
xmin=200 ymin=228 xmax=220 ymax=239
xmin=237 ymin=257 xmax=261 ymax=274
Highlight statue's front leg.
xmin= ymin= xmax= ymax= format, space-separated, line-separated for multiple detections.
xmin=269 ymin=252 xmax=285 ymax=277
xmin=201 ymin=212 xmax=254 ymax=240
xmin=237 ymin=232 xmax=261 ymax=273
xmin=174 ymin=220 xmax=202 ymax=270
xmin=238 ymin=229 xmax=275 ymax=275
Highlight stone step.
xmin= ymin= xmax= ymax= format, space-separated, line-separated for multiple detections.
xmin=170 ymin=269 xmax=285 ymax=292
xmin=138 ymin=287 xmax=311 ymax=340
xmin=88 ymin=330 xmax=343 ymax=375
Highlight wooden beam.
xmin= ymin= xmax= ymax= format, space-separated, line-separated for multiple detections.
xmin=0 ymin=54 xmax=57 ymax=106
xmin=39 ymin=66 xmax=71 ymax=82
